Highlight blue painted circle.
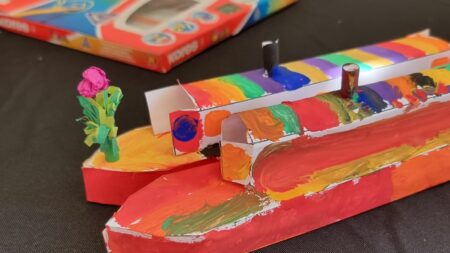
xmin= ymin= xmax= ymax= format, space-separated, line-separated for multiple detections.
xmin=172 ymin=115 xmax=198 ymax=142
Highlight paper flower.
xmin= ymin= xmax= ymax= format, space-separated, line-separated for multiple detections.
xmin=77 ymin=66 xmax=110 ymax=98
xmin=77 ymin=67 xmax=123 ymax=162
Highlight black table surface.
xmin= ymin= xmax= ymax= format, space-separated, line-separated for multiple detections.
xmin=1 ymin=0 xmax=449 ymax=252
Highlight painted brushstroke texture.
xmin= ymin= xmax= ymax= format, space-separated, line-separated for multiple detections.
xmin=340 ymin=49 xmax=393 ymax=68
xmin=162 ymin=191 xmax=267 ymax=236
xmin=282 ymin=61 xmax=329 ymax=83
xmin=204 ymin=110 xmax=231 ymax=137
xmin=316 ymin=93 xmax=372 ymax=123
xmin=220 ymin=74 xmax=265 ymax=99
xmin=180 ymin=35 xmax=448 ymax=109
xmin=357 ymin=86 xmax=388 ymax=113
xmin=270 ymin=66 xmax=311 ymax=90
xmin=377 ymin=41 xmax=426 ymax=59
xmin=284 ymin=98 xmax=340 ymax=131
xmin=408 ymin=35 xmax=450 ymax=51
xmin=253 ymin=101 xmax=450 ymax=200
xmin=395 ymin=38 xmax=441 ymax=54
xmin=172 ymin=115 xmax=199 ymax=142
xmin=241 ymin=69 xmax=285 ymax=94
xmin=237 ymin=66 xmax=450 ymax=142
xmin=367 ymin=81 xmax=403 ymax=105
xmin=319 ymin=53 xmax=372 ymax=71
xmin=221 ymin=144 xmax=252 ymax=181
xmin=89 ymin=126 xmax=203 ymax=172
xmin=106 ymin=146 xmax=450 ymax=253
xmin=302 ymin=58 xmax=340 ymax=78
xmin=170 ymin=111 xmax=203 ymax=153
xmin=360 ymin=45 xmax=408 ymax=63
xmin=114 ymin=162 xmax=244 ymax=237
xmin=268 ymin=104 xmax=301 ymax=135
xmin=239 ymin=107 xmax=284 ymax=141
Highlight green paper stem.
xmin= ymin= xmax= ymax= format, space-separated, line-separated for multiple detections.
xmin=77 ymin=86 xmax=123 ymax=162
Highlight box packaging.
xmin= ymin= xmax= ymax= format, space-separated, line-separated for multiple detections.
xmin=0 ymin=0 xmax=296 ymax=73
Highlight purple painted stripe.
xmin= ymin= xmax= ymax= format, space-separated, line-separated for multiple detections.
xmin=241 ymin=69 xmax=285 ymax=94
xmin=367 ymin=81 xmax=403 ymax=102
xmin=303 ymin=58 xmax=341 ymax=78
xmin=360 ymin=45 xmax=408 ymax=64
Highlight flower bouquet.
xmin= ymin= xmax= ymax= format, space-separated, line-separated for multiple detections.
xmin=77 ymin=67 xmax=123 ymax=162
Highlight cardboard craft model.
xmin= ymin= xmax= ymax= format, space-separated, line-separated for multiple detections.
xmin=0 ymin=0 xmax=295 ymax=73
xmin=93 ymin=35 xmax=450 ymax=251
xmin=145 ymin=31 xmax=450 ymax=155
xmin=104 ymin=64 xmax=450 ymax=251
xmin=83 ymin=31 xmax=450 ymax=206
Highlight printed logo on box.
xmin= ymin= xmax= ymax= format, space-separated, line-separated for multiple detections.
xmin=0 ymin=17 xmax=29 ymax=33
xmin=192 ymin=11 xmax=217 ymax=24
xmin=169 ymin=21 xmax=198 ymax=34
xmin=142 ymin=32 xmax=176 ymax=46
xmin=168 ymin=40 xmax=199 ymax=65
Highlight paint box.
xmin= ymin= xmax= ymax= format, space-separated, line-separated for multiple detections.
xmin=145 ymin=30 xmax=450 ymax=155
xmin=81 ymin=126 xmax=216 ymax=205
xmin=221 ymin=65 xmax=450 ymax=185
xmin=0 ymin=0 xmax=295 ymax=73
xmin=103 ymin=119 xmax=450 ymax=252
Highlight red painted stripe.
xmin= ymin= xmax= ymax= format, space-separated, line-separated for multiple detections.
xmin=283 ymin=98 xmax=339 ymax=131
xmin=377 ymin=41 xmax=426 ymax=59
xmin=253 ymin=101 xmax=450 ymax=193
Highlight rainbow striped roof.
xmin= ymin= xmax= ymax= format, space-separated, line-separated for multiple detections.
xmin=182 ymin=33 xmax=449 ymax=110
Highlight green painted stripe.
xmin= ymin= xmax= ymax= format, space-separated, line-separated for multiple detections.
xmin=319 ymin=53 xmax=372 ymax=72
xmin=317 ymin=93 xmax=373 ymax=124
xmin=268 ymin=104 xmax=301 ymax=135
xmin=162 ymin=192 xmax=265 ymax=236
xmin=220 ymin=74 xmax=266 ymax=99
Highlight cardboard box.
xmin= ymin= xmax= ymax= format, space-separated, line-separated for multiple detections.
xmin=0 ymin=0 xmax=296 ymax=73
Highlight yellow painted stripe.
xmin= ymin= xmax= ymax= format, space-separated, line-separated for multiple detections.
xmin=394 ymin=37 xmax=440 ymax=55
xmin=282 ymin=61 xmax=329 ymax=83
xmin=420 ymin=68 xmax=450 ymax=85
xmin=341 ymin=48 xmax=393 ymax=68
xmin=191 ymin=78 xmax=247 ymax=105
xmin=412 ymin=36 xmax=449 ymax=51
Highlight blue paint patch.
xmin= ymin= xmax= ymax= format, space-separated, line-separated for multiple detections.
xmin=172 ymin=115 xmax=198 ymax=142
xmin=271 ymin=66 xmax=311 ymax=91
xmin=367 ymin=81 xmax=403 ymax=103
xmin=357 ymin=86 xmax=388 ymax=113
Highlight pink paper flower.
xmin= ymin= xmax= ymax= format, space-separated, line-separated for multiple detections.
xmin=77 ymin=66 xmax=109 ymax=98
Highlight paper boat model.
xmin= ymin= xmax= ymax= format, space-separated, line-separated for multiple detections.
xmin=103 ymin=63 xmax=450 ymax=252
xmin=82 ymin=30 xmax=450 ymax=207
xmin=75 ymin=30 xmax=450 ymax=251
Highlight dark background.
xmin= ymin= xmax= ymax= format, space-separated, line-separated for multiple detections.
xmin=1 ymin=0 xmax=449 ymax=252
